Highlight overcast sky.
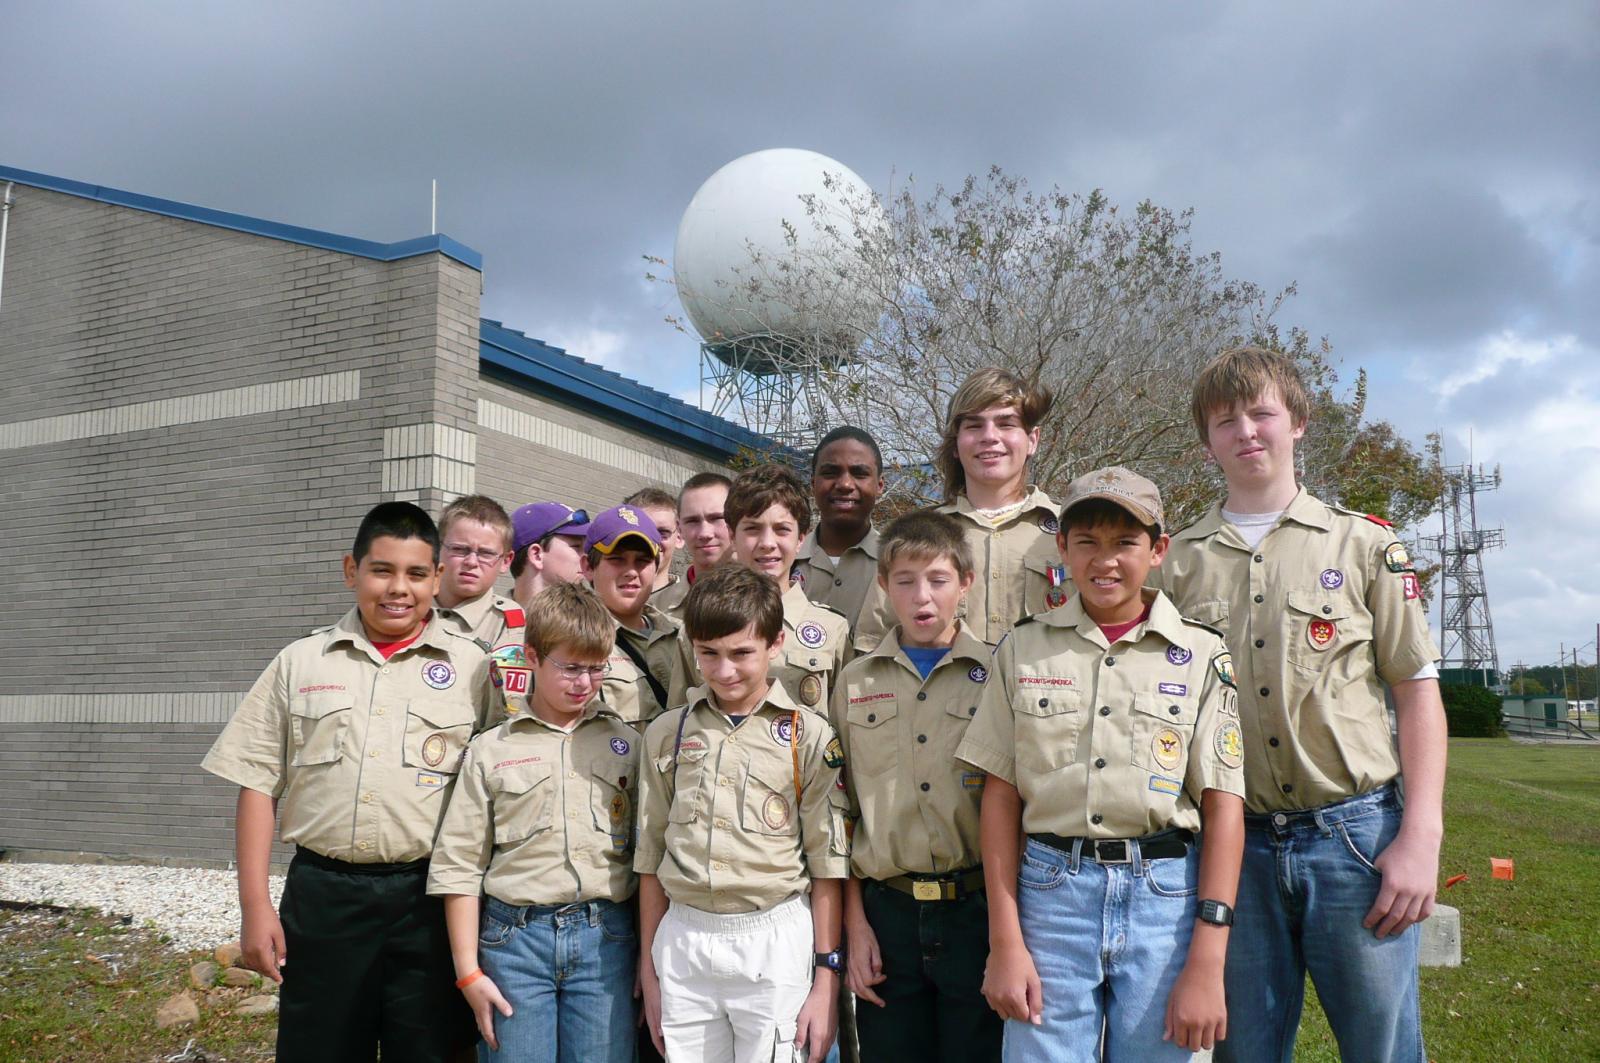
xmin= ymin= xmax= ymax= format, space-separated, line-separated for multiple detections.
xmin=4 ymin=1 xmax=1595 ymax=669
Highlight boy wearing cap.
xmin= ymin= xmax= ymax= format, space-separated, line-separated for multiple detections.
xmin=435 ymin=494 xmax=525 ymax=651
xmin=636 ymin=565 xmax=851 ymax=1063
xmin=1155 ymin=347 xmax=1446 ymax=1063
xmin=509 ymin=502 xmax=591 ymax=608
xmin=958 ymin=467 xmax=1246 ymax=1061
xmin=429 ymin=582 xmax=641 ymax=1063
xmin=795 ymin=427 xmax=898 ymax=655
xmin=202 ymin=502 xmax=496 ymax=1063
xmin=583 ymin=504 xmax=689 ymax=732
xmin=831 ymin=510 xmax=1000 ymax=1062
xmin=626 ymin=487 xmax=689 ymax=615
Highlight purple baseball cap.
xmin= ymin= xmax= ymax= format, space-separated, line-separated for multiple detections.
xmin=511 ymin=503 xmax=591 ymax=554
xmin=584 ymin=505 xmax=662 ymax=557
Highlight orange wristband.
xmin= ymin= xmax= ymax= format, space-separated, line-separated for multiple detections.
xmin=455 ymin=969 xmax=485 ymax=990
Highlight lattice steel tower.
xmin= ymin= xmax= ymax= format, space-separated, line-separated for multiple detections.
xmin=1423 ymin=463 xmax=1504 ymax=678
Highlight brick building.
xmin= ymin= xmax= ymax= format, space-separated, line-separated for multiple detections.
xmin=0 ymin=165 xmax=766 ymax=865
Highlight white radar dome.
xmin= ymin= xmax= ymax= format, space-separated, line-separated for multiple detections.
xmin=674 ymin=148 xmax=880 ymax=370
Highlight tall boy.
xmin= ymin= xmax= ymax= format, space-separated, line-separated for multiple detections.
xmin=958 ymin=467 xmax=1245 ymax=1060
xmin=428 ymin=582 xmax=641 ymax=1063
xmin=509 ymin=501 xmax=590 ymax=607
xmin=1155 ymin=347 xmax=1446 ymax=1063
xmin=582 ymin=504 xmax=688 ymax=730
xmin=435 ymin=494 xmax=526 ymax=650
xmin=831 ymin=511 xmax=1001 ymax=1062
xmin=795 ymin=426 xmax=897 ymax=654
xmin=667 ymin=472 xmax=734 ymax=622
xmin=626 ymin=486 xmax=688 ymax=614
xmin=636 ymin=565 xmax=851 ymax=1063
xmin=202 ymin=502 xmax=495 ymax=1062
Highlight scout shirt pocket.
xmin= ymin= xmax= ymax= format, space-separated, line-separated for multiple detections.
xmin=1131 ymin=693 xmax=1195 ymax=776
xmin=288 ymin=692 xmax=354 ymax=767
xmin=489 ymin=763 xmax=556 ymax=845
xmin=1285 ymin=590 xmax=1369 ymax=670
xmin=844 ymin=692 xmax=897 ymax=779
xmin=1013 ymin=686 xmax=1084 ymax=773
xmin=1185 ymin=599 xmax=1230 ymax=635
xmin=741 ymin=766 xmax=800 ymax=837
xmin=781 ymin=644 xmax=835 ymax=711
xmin=403 ymin=702 xmax=475 ymax=775
xmin=588 ymin=757 xmax=636 ymax=853
xmin=660 ymin=743 xmax=710 ymax=824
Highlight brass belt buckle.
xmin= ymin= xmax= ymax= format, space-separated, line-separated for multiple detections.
xmin=912 ymin=880 xmax=942 ymax=902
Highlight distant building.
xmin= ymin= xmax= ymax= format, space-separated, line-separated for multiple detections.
xmin=0 ymin=165 xmax=767 ymax=864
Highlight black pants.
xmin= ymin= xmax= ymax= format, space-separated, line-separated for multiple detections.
xmin=854 ymin=880 xmax=1002 ymax=1063
xmin=277 ymin=848 xmax=473 ymax=1063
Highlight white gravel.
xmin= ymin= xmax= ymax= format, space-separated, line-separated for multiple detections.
xmin=0 ymin=862 xmax=284 ymax=954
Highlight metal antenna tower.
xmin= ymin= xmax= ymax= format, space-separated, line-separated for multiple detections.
xmin=1420 ymin=463 xmax=1504 ymax=681
xmin=699 ymin=333 xmax=866 ymax=454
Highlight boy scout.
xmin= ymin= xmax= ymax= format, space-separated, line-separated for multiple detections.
xmin=831 ymin=511 xmax=1001 ymax=1062
xmin=958 ymin=468 xmax=1246 ymax=1061
xmin=794 ymin=426 xmax=897 ymax=654
xmin=934 ymin=368 xmax=1062 ymax=644
xmin=429 ymin=582 xmax=641 ymax=1063
xmin=202 ymin=502 xmax=495 ymax=1063
xmin=583 ymin=504 xmax=688 ymax=731
xmin=1154 ymin=347 xmax=1446 ymax=1063
xmin=508 ymin=501 xmax=590 ymax=607
xmin=435 ymin=494 xmax=525 ymax=650
xmin=626 ymin=486 xmax=689 ymax=614
xmin=636 ymin=565 xmax=851 ymax=1063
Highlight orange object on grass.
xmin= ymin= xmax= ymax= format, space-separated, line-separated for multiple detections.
xmin=1443 ymin=873 xmax=1468 ymax=889
xmin=1490 ymin=858 xmax=1515 ymax=881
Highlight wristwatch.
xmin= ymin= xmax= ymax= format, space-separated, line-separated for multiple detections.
xmin=1197 ymin=899 xmax=1235 ymax=927
xmin=814 ymin=949 xmax=845 ymax=973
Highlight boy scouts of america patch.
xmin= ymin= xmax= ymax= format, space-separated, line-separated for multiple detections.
xmin=1211 ymin=651 xmax=1236 ymax=688
xmin=1045 ymin=565 xmax=1069 ymax=609
xmin=422 ymin=661 xmax=455 ymax=689
xmin=1152 ymin=728 xmax=1184 ymax=772
xmin=799 ymin=674 xmax=823 ymax=706
xmin=1040 ymin=514 xmax=1059 ymax=534
xmin=1215 ymin=721 xmax=1244 ymax=768
xmin=797 ymin=622 xmax=826 ymax=648
xmin=421 ymin=732 xmax=449 ymax=767
xmin=823 ymin=737 xmax=845 ymax=769
xmin=610 ymin=736 xmax=630 ymax=756
xmin=1167 ymin=645 xmax=1192 ymax=666
xmin=1384 ymin=542 xmax=1412 ymax=572
xmin=969 ymin=664 xmax=988 ymax=683
xmin=1401 ymin=572 xmax=1422 ymax=601
xmin=763 ymin=792 xmax=791 ymax=830
xmin=771 ymin=713 xmax=804 ymax=746
xmin=1319 ymin=569 xmax=1344 ymax=589
xmin=1307 ymin=619 xmax=1337 ymax=651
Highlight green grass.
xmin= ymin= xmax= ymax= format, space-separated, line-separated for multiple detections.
xmin=1294 ymin=738 xmax=1600 ymax=1061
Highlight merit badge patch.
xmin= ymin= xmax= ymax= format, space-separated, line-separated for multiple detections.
xmin=1401 ymin=572 xmax=1421 ymax=601
xmin=610 ymin=736 xmax=631 ymax=756
xmin=421 ymin=732 xmax=449 ymax=767
xmin=1045 ymin=588 xmax=1069 ymax=609
xmin=1158 ymin=681 xmax=1188 ymax=697
xmin=762 ymin=792 xmax=791 ymax=830
xmin=1148 ymin=775 xmax=1183 ymax=796
xmin=968 ymin=664 xmax=989 ymax=683
xmin=1040 ymin=514 xmax=1060 ymax=534
xmin=770 ymin=714 xmax=803 ymax=746
xmin=422 ymin=661 xmax=456 ymax=690
xmin=1384 ymin=541 xmax=1412 ymax=573
xmin=1307 ymin=619 xmax=1336 ymax=651
xmin=823 ymin=736 xmax=845 ymax=769
xmin=799 ymin=674 xmax=823 ymax=707
xmin=961 ymin=770 xmax=986 ymax=790
xmin=1320 ymin=569 xmax=1344 ymax=589
xmin=797 ymin=621 xmax=826 ymax=649
xmin=415 ymin=771 xmax=446 ymax=789
xmin=1215 ymin=721 xmax=1244 ymax=768
xmin=1211 ymin=651 xmax=1236 ymax=689
xmin=1152 ymin=727 xmax=1184 ymax=772
xmin=1167 ymin=645 xmax=1193 ymax=666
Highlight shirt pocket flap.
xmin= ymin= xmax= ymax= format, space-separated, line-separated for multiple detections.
xmin=489 ymin=764 xmax=554 ymax=843
xmin=493 ymin=762 xmax=552 ymax=796
xmin=1016 ymin=685 xmax=1083 ymax=717
xmin=1022 ymin=554 xmax=1056 ymax=577
xmin=846 ymin=694 xmax=897 ymax=729
xmin=404 ymin=702 xmax=474 ymax=772
xmin=742 ymin=766 xmax=799 ymax=836
xmin=1185 ymin=599 xmax=1230 ymax=629
xmin=1287 ymin=589 xmax=1354 ymax=621
xmin=1131 ymin=690 xmax=1195 ymax=725
xmin=288 ymin=692 xmax=354 ymax=767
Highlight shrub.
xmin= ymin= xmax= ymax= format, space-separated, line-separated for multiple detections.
xmin=1440 ymin=682 xmax=1503 ymax=737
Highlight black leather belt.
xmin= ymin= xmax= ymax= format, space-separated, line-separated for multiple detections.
xmin=293 ymin=846 xmax=430 ymax=875
xmin=879 ymin=866 xmax=986 ymax=901
xmin=1026 ymin=830 xmax=1192 ymax=864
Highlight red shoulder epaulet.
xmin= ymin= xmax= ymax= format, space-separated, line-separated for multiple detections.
xmin=502 ymin=605 xmax=526 ymax=628
xmin=1361 ymin=514 xmax=1393 ymax=528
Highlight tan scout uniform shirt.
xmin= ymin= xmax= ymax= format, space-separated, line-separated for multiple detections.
xmin=202 ymin=609 xmax=496 ymax=864
xmin=794 ymin=528 xmax=896 ymax=654
xmin=938 ymin=487 xmax=1062 ymax=645
xmin=651 ymin=573 xmax=689 ymax=616
xmin=830 ymin=623 xmax=992 ymax=882
xmin=436 ymin=591 xmax=526 ymax=654
xmin=602 ymin=606 xmax=689 ymax=731
xmin=427 ymin=705 xmax=641 ymax=906
xmin=634 ymin=680 xmax=851 ymax=914
xmin=956 ymin=592 xmax=1245 ymax=838
xmin=1153 ymin=489 xmax=1440 ymax=813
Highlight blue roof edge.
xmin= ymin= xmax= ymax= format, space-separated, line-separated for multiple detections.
xmin=479 ymin=320 xmax=777 ymax=462
xmin=0 ymin=164 xmax=482 ymax=271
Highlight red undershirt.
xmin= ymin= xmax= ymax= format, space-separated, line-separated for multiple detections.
xmin=370 ymin=613 xmax=431 ymax=660
xmin=1097 ymin=602 xmax=1152 ymax=646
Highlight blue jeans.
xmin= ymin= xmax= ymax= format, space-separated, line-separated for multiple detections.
xmin=1004 ymin=836 xmax=1199 ymax=1062
xmin=1215 ymin=784 xmax=1424 ymax=1063
xmin=477 ymin=896 xmax=637 ymax=1063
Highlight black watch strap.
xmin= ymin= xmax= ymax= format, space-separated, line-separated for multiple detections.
xmin=814 ymin=949 xmax=844 ymax=972
xmin=1197 ymin=899 xmax=1235 ymax=927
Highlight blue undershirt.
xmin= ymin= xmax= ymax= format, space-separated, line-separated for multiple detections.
xmin=902 ymin=645 xmax=951 ymax=679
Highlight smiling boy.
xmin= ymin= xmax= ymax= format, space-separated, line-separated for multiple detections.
xmin=794 ymin=427 xmax=897 ymax=654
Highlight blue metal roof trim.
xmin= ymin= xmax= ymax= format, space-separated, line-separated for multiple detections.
xmin=0 ymin=164 xmax=482 ymax=271
xmin=480 ymin=320 xmax=776 ymax=461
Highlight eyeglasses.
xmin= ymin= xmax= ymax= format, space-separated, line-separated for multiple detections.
xmin=548 ymin=659 xmax=611 ymax=682
xmin=443 ymin=544 xmax=509 ymax=564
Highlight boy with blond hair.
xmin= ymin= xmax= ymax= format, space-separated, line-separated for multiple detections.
xmin=435 ymin=494 xmax=525 ymax=650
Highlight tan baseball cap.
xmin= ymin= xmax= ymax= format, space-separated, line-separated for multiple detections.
xmin=1059 ymin=465 xmax=1164 ymax=529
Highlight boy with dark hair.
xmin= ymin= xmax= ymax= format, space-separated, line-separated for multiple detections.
xmin=831 ymin=510 xmax=1001 ymax=1061
xmin=636 ymin=565 xmax=851 ymax=1063
xmin=203 ymin=501 xmax=496 ymax=1062
xmin=796 ymin=426 xmax=897 ymax=654
xmin=625 ymin=486 xmax=689 ymax=614
xmin=508 ymin=502 xmax=591 ymax=607
xmin=959 ymin=467 xmax=1246 ymax=1060
xmin=1155 ymin=347 xmax=1446 ymax=1063
xmin=429 ymin=581 xmax=641 ymax=1063
xmin=436 ymin=494 xmax=526 ymax=650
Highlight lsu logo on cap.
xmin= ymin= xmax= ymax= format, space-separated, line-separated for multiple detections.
xmin=797 ymin=622 xmax=826 ymax=648
xmin=422 ymin=661 xmax=456 ymax=690
xmin=619 ymin=507 xmax=640 ymax=526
